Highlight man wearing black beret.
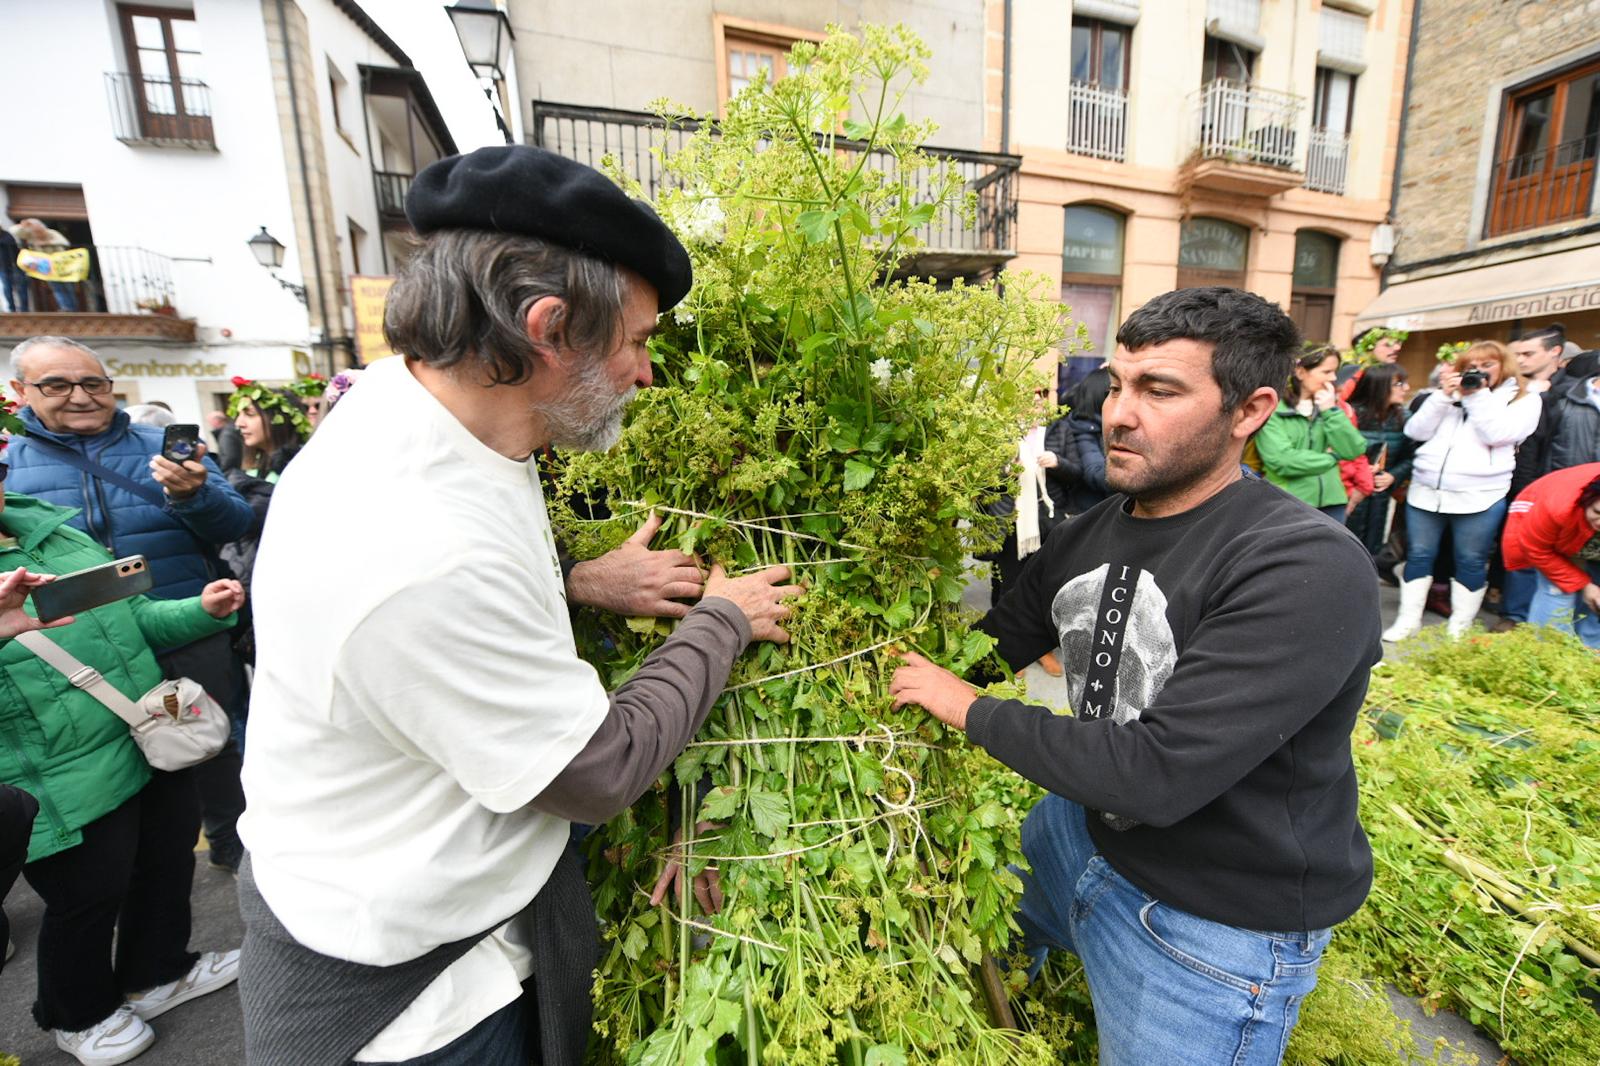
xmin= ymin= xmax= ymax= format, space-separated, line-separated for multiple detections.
xmin=235 ymin=145 xmax=800 ymax=1066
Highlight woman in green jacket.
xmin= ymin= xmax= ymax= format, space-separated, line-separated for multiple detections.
xmin=1256 ymin=347 xmax=1368 ymax=521
xmin=1 ymin=481 xmax=245 ymax=1065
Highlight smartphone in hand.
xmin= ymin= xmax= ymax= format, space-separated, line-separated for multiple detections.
xmin=161 ymin=424 xmax=202 ymax=464
xmin=30 ymin=556 xmax=153 ymax=623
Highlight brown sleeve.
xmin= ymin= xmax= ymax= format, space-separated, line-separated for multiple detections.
xmin=529 ymin=597 xmax=752 ymax=824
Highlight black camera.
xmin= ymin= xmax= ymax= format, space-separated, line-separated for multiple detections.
xmin=1460 ymin=370 xmax=1489 ymax=391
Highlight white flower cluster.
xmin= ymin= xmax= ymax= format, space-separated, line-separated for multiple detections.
xmin=679 ymin=195 xmax=726 ymax=243
xmin=869 ymin=357 xmax=893 ymax=388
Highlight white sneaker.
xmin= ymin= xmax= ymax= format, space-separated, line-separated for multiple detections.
xmin=126 ymin=949 xmax=240 ymax=1021
xmin=54 ymin=1004 xmax=155 ymax=1065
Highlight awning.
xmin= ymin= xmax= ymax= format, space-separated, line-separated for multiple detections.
xmin=1354 ymin=244 xmax=1600 ymax=332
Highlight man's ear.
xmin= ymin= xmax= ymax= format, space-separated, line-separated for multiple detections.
xmin=8 ymin=380 xmax=25 ymax=404
xmin=1233 ymin=386 xmax=1279 ymax=440
xmin=524 ymin=295 xmax=568 ymax=366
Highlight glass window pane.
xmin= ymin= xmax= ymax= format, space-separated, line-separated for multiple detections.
xmin=1063 ymin=205 xmax=1125 ymax=276
xmin=175 ymin=50 xmax=204 ymax=83
xmin=142 ymin=70 xmax=177 ymax=114
xmin=169 ymin=17 xmax=201 ymax=54
xmin=131 ymin=15 xmax=166 ymax=50
xmin=1099 ymin=28 xmax=1125 ymax=90
xmin=1293 ymin=231 xmax=1340 ymax=289
xmin=1071 ymin=25 xmax=1091 ymax=83
xmin=1322 ymin=71 xmax=1353 ymax=133
xmin=1061 ymin=283 xmax=1119 ymax=389
xmin=1559 ymin=72 xmax=1598 ymax=149
xmin=1513 ymin=91 xmax=1553 ymax=157
xmin=1178 ymin=217 xmax=1249 ymax=273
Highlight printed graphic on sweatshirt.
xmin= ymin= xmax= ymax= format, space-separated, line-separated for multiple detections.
xmin=1050 ymin=563 xmax=1177 ymax=829
xmin=1049 ymin=562 xmax=1177 ymax=726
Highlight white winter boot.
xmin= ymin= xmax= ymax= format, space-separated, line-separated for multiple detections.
xmin=1382 ymin=577 xmax=1431 ymax=643
xmin=1446 ymin=580 xmax=1488 ymax=637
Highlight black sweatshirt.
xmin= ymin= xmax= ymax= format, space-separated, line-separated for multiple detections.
xmin=968 ymin=477 xmax=1380 ymax=932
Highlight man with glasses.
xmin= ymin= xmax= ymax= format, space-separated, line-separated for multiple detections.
xmin=6 ymin=334 xmax=254 ymax=874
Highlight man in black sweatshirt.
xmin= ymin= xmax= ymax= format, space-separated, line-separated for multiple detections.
xmin=891 ymin=287 xmax=1381 ymax=1065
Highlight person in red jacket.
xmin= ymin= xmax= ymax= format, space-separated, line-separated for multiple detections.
xmin=1503 ymin=462 xmax=1600 ymax=649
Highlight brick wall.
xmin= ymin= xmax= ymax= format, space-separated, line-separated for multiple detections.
xmin=1393 ymin=0 xmax=1600 ymax=266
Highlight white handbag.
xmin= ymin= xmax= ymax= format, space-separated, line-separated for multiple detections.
xmin=15 ymin=631 xmax=230 ymax=771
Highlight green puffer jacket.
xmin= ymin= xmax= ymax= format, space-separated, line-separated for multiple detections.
xmin=0 ymin=493 xmax=235 ymax=862
xmin=1255 ymin=402 xmax=1368 ymax=509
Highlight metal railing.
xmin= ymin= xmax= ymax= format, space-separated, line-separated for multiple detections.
xmin=374 ymin=171 xmax=412 ymax=218
xmin=530 ymin=101 xmax=1020 ymax=259
xmin=7 ymin=245 xmax=178 ymax=315
xmin=104 ymin=72 xmax=215 ymax=149
xmin=1206 ymin=0 xmax=1261 ymax=32
xmin=1066 ymin=81 xmax=1128 ymax=162
xmin=1318 ymin=8 xmax=1367 ymax=67
xmin=1486 ymin=133 xmax=1598 ymax=236
xmin=1305 ymin=128 xmax=1350 ymax=194
xmin=1190 ymin=79 xmax=1304 ymax=171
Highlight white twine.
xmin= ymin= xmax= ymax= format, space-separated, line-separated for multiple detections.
xmin=724 ymin=637 xmax=901 ymax=691
xmin=662 ymin=800 xmax=945 ymax=863
xmin=866 ymin=724 xmax=925 ymax=866
xmin=632 ymin=887 xmax=790 ymax=953
xmin=684 ymin=731 xmax=936 ymax=751
xmin=616 ymin=501 xmax=868 ymax=551
xmin=1498 ymin=919 xmax=1550 ymax=1033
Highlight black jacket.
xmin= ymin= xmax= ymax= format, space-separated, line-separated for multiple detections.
xmin=1510 ymin=355 xmax=1600 ymax=498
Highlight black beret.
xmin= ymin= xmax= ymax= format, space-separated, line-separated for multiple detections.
xmin=405 ymin=145 xmax=693 ymax=311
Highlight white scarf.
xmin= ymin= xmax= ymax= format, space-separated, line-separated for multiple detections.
xmin=1016 ymin=425 xmax=1054 ymax=559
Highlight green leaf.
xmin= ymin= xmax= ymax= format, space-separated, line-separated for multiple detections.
xmin=842 ymin=118 xmax=874 ymax=140
xmin=864 ymin=1046 xmax=908 ymax=1066
xmin=843 ymin=459 xmax=876 ymax=491
xmin=620 ymin=922 xmax=648 ymax=961
xmin=746 ymin=787 xmax=792 ymax=838
xmin=624 ymin=615 xmax=657 ymax=635
xmin=861 ymin=423 xmax=894 ymax=453
xmin=700 ymin=785 xmax=741 ymax=821
xmin=797 ymin=330 xmax=836 ymax=353
xmin=796 ymin=209 xmax=836 ymax=244
xmin=905 ymin=202 xmax=938 ymax=227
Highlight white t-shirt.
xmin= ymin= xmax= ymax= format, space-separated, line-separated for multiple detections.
xmin=239 ymin=356 xmax=610 ymax=1058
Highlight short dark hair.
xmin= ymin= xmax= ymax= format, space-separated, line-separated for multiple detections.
xmin=1579 ymin=473 xmax=1600 ymax=513
xmin=1115 ymin=287 xmax=1301 ymax=410
xmin=1520 ymin=324 xmax=1565 ymax=351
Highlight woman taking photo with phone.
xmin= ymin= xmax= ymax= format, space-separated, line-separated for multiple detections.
xmin=1255 ymin=346 xmax=1368 ymax=521
xmin=1 ymin=445 xmax=246 ymax=1065
xmin=1383 ymin=341 xmax=1543 ymax=641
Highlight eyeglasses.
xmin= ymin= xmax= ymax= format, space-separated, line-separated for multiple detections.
xmin=20 ymin=377 xmax=115 ymax=397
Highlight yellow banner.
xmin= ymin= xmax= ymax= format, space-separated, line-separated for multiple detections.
xmin=17 ymin=247 xmax=91 ymax=283
xmin=351 ymin=275 xmax=396 ymax=363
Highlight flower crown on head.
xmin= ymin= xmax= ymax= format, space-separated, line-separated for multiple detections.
xmin=1435 ymin=341 xmax=1471 ymax=364
xmin=226 ymin=377 xmax=312 ymax=440
xmin=1352 ymin=328 xmax=1409 ymax=367
xmin=288 ymin=373 xmax=328 ymax=400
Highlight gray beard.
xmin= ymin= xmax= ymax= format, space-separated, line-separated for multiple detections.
xmin=542 ymin=356 xmax=636 ymax=452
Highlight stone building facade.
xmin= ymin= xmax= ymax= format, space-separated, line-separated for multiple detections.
xmin=1357 ymin=0 xmax=1600 ymax=379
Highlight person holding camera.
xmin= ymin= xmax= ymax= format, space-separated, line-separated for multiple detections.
xmin=1383 ymin=341 xmax=1543 ymax=641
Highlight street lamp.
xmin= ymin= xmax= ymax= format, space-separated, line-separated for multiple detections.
xmin=247 ymin=226 xmax=307 ymax=304
xmin=444 ymin=0 xmax=513 ymax=80
xmin=445 ymin=0 xmax=515 ymax=143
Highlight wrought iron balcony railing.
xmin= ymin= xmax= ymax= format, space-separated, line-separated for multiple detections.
xmin=1066 ymin=81 xmax=1128 ymax=163
xmin=5 ymin=244 xmax=178 ymax=316
xmin=530 ymin=101 xmax=1019 ymax=269
xmin=1305 ymin=128 xmax=1350 ymax=195
xmin=1190 ymin=79 xmax=1305 ymax=171
xmin=1486 ymin=133 xmax=1599 ymax=236
xmin=105 ymin=72 xmax=215 ymax=149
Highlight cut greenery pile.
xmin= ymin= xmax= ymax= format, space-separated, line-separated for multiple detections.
xmin=551 ymin=24 xmax=1067 ymax=1066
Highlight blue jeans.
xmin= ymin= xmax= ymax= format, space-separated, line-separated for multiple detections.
xmin=1402 ymin=499 xmax=1507 ymax=591
xmin=0 ymin=266 xmax=26 ymax=312
xmin=1318 ymin=504 xmax=1346 ymax=524
xmin=1015 ymin=794 xmax=1331 ymax=1066
xmin=47 ymin=281 xmax=78 ymax=312
xmin=1501 ymin=567 xmax=1537 ymax=623
xmin=1527 ymin=564 xmax=1600 ymax=650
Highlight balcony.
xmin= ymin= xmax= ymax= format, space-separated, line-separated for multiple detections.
xmin=1187 ymin=80 xmax=1305 ymax=196
xmin=1486 ymin=134 xmax=1598 ymax=237
xmin=1067 ymin=81 xmax=1128 ymax=162
xmin=0 ymin=245 xmax=195 ymax=343
xmin=530 ymin=101 xmax=1020 ymax=279
xmin=104 ymin=72 xmax=215 ymax=150
xmin=1306 ymin=128 xmax=1350 ymax=195
xmin=374 ymin=171 xmax=412 ymax=223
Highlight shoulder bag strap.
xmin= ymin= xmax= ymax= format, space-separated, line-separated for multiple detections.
xmin=24 ymin=437 xmax=168 ymax=509
xmin=13 ymin=630 xmax=147 ymax=729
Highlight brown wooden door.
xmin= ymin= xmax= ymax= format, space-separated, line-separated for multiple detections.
xmin=1291 ymin=292 xmax=1335 ymax=344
